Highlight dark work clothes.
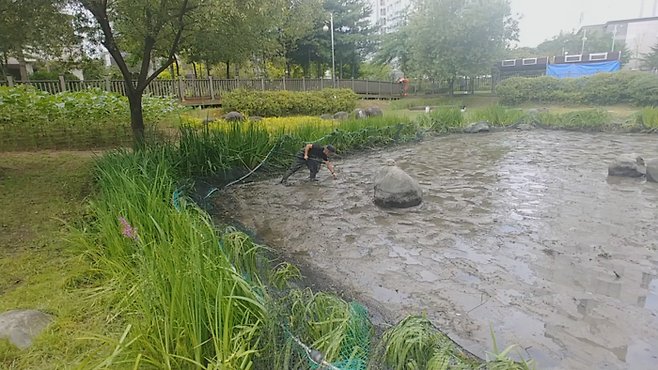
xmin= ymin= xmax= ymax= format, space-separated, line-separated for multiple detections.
xmin=281 ymin=145 xmax=328 ymax=181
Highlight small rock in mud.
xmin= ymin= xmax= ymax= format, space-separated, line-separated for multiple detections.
xmin=516 ymin=123 xmax=535 ymax=131
xmin=222 ymin=111 xmax=246 ymax=121
xmin=464 ymin=121 xmax=490 ymax=134
xmin=354 ymin=109 xmax=367 ymax=119
xmin=608 ymin=155 xmax=645 ymax=178
xmin=320 ymin=114 xmax=333 ymax=120
xmin=365 ymin=106 xmax=383 ymax=117
xmin=646 ymin=159 xmax=658 ymax=183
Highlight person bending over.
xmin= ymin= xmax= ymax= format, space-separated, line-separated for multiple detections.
xmin=280 ymin=144 xmax=337 ymax=184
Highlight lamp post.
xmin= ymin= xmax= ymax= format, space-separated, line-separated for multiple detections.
xmin=612 ymin=25 xmax=619 ymax=52
xmin=581 ymin=29 xmax=588 ymax=55
xmin=323 ymin=13 xmax=336 ymax=88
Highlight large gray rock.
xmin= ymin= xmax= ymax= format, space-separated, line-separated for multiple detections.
xmin=646 ymin=159 xmax=658 ymax=183
xmin=464 ymin=121 xmax=490 ymax=133
xmin=354 ymin=109 xmax=367 ymax=119
xmin=222 ymin=111 xmax=246 ymax=122
xmin=249 ymin=116 xmax=263 ymax=121
xmin=334 ymin=111 xmax=349 ymax=120
xmin=608 ymin=156 xmax=646 ymax=178
xmin=373 ymin=160 xmax=423 ymax=208
xmin=0 ymin=310 xmax=54 ymax=349
xmin=320 ymin=114 xmax=333 ymax=120
xmin=365 ymin=106 xmax=383 ymax=117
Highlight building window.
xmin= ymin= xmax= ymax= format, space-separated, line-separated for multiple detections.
xmin=382 ymin=17 xmax=387 ymax=25
xmin=381 ymin=8 xmax=386 ymax=16
xmin=380 ymin=0 xmax=385 ymax=5
xmin=589 ymin=52 xmax=608 ymax=61
xmin=565 ymin=54 xmax=582 ymax=63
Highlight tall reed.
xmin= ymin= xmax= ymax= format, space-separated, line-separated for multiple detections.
xmin=73 ymin=150 xmax=267 ymax=369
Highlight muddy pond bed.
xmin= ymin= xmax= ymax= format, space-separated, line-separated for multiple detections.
xmin=223 ymin=131 xmax=658 ymax=370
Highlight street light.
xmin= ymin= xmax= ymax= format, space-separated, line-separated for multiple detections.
xmin=323 ymin=13 xmax=336 ymax=88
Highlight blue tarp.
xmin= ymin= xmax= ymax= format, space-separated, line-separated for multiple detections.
xmin=546 ymin=61 xmax=621 ymax=79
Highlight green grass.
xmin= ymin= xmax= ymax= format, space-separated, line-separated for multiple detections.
xmin=533 ymin=109 xmax=615 ymax=130
xmin=641 ymin=107 xmax=658 ymax=128
xmin=0 ymin=151 xmax=114 ymax=370
xmin=470 ymin=105 xmax=525 ymax=127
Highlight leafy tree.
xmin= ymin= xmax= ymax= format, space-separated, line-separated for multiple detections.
xmin=277 ymin=0 xmax=324 ymax=77
xmin=406 ymin=0 xmax=518 ymax=95
xmin=73 ymin=0 xmax=210 ymax=146
xmin=0 ymin=0 xmax=78 ymax=80
xmin=641 ymin=44 xmax=658 ymax=71
xmin=358 ymin=61 xmax=391 ymax=80
xmin=181 ymin=0 xmax=283 ymax=79
xmin=373 ymin=12 xmax=411 ymax=76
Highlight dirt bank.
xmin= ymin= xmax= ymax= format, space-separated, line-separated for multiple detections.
xmin=223 ymin=131 xmax=658 ymax=370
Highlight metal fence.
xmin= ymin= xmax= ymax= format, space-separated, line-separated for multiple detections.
xmin=3 ymin=75 xmax=404 ymax=101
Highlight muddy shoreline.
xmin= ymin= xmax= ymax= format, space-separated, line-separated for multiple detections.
xmin=217 ymin=130 xmax=658 ymax=370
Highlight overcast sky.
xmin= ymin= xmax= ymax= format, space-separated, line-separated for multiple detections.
xmin=511 ymin=0 xmax=652 ymax=47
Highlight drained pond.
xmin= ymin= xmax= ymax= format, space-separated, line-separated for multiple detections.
xmin=224 ymin=131 xmax=658 ymax=370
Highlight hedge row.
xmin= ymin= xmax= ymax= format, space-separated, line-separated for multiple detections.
xmin=222 ymin=88 xmax=359 ymax=117
xmin=496 ymin=71 xmax=658 ymax=106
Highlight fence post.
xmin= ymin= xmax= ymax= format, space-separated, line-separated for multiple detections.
xmin=302 ymin=77 xmax=306 ymax=91
xmin=282 ymin=76 xmax=286 ymax=90
xmin=59 ymin=75 xmax=66 ymax=92
xmin=105 ymin=75 xmax=111 ymax=92
xmin=235 ymin=77 xmax=239 ymax=89
xmin=320 ymin=78 xmax=324 ymax=90
xmin=7 ymin=76 xmax=14 ymax=87
xmin=178 ymin=76 xmax=184 ymax=100
xmin=209 ymin=76 xmax=215 ymax=100
xmin=261 ymin=77 xmax=265 ymax=91
xmin=366 ymin=79 xmax=369 ymax=95
xmin=351 ymin=78 xmax=355 ymax=91
xmin=379 ymin=81 xmax=382 ymax=96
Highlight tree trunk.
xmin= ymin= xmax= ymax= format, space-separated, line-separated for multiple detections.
xmin=226 ymin=60 xmax=230 ymax=79
xmin=169 ymin=64 xmax=175 ymax=79
xmin=449 ymin=77 xmax=455 ymax=97
xmin=206 ymin=62 xmax=211 ymax=77
xmin=192 ymin=62 xmax=198 ymax=79
xmin=128 ymin=91 xmax=145 ymax=148
xmin=17 ymin=49 xmax=29 ymax=82
xmin=174 ymin=57 xmax=180 ymax=77
xmin=318 ymin=62 xmax=322 ymax=79
xmin=235 ymin=64 xmax=240 ymax=78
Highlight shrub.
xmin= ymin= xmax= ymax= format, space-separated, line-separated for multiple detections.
xmin=581 ymin=71 xmax=644 ymax=105
xmin=496 ymin=76 xmax=584 ymax=106
xmin=631 ymin=73 xmax=658 ymax=106
xmin=222 ymin=88 xmax=358 ymax=117
xmin=497 ymin=71 xmax=658 ymax=107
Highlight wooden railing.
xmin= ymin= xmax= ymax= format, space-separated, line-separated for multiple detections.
xmin=3 ymin=76 xmax=404 ymax=101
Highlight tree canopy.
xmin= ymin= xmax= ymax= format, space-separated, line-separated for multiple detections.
xmin=391 ymin=0 xmax=518 ymax=93
xmin=0 ymin=0 xmax=79 ymax=79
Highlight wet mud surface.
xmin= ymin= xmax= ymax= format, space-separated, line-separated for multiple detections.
xmin=224 ymin=131 xmax=658 ymax=370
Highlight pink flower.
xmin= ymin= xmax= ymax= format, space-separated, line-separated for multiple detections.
xmin=119 ymin=217 xmax=139 ymax=241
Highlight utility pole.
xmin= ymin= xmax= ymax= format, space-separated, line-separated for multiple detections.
xmin=612 ymin=25 xmax=618 ymax=52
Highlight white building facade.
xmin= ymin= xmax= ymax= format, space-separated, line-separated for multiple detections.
xmin=369 ymin=0 xmax=412 ymax=33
